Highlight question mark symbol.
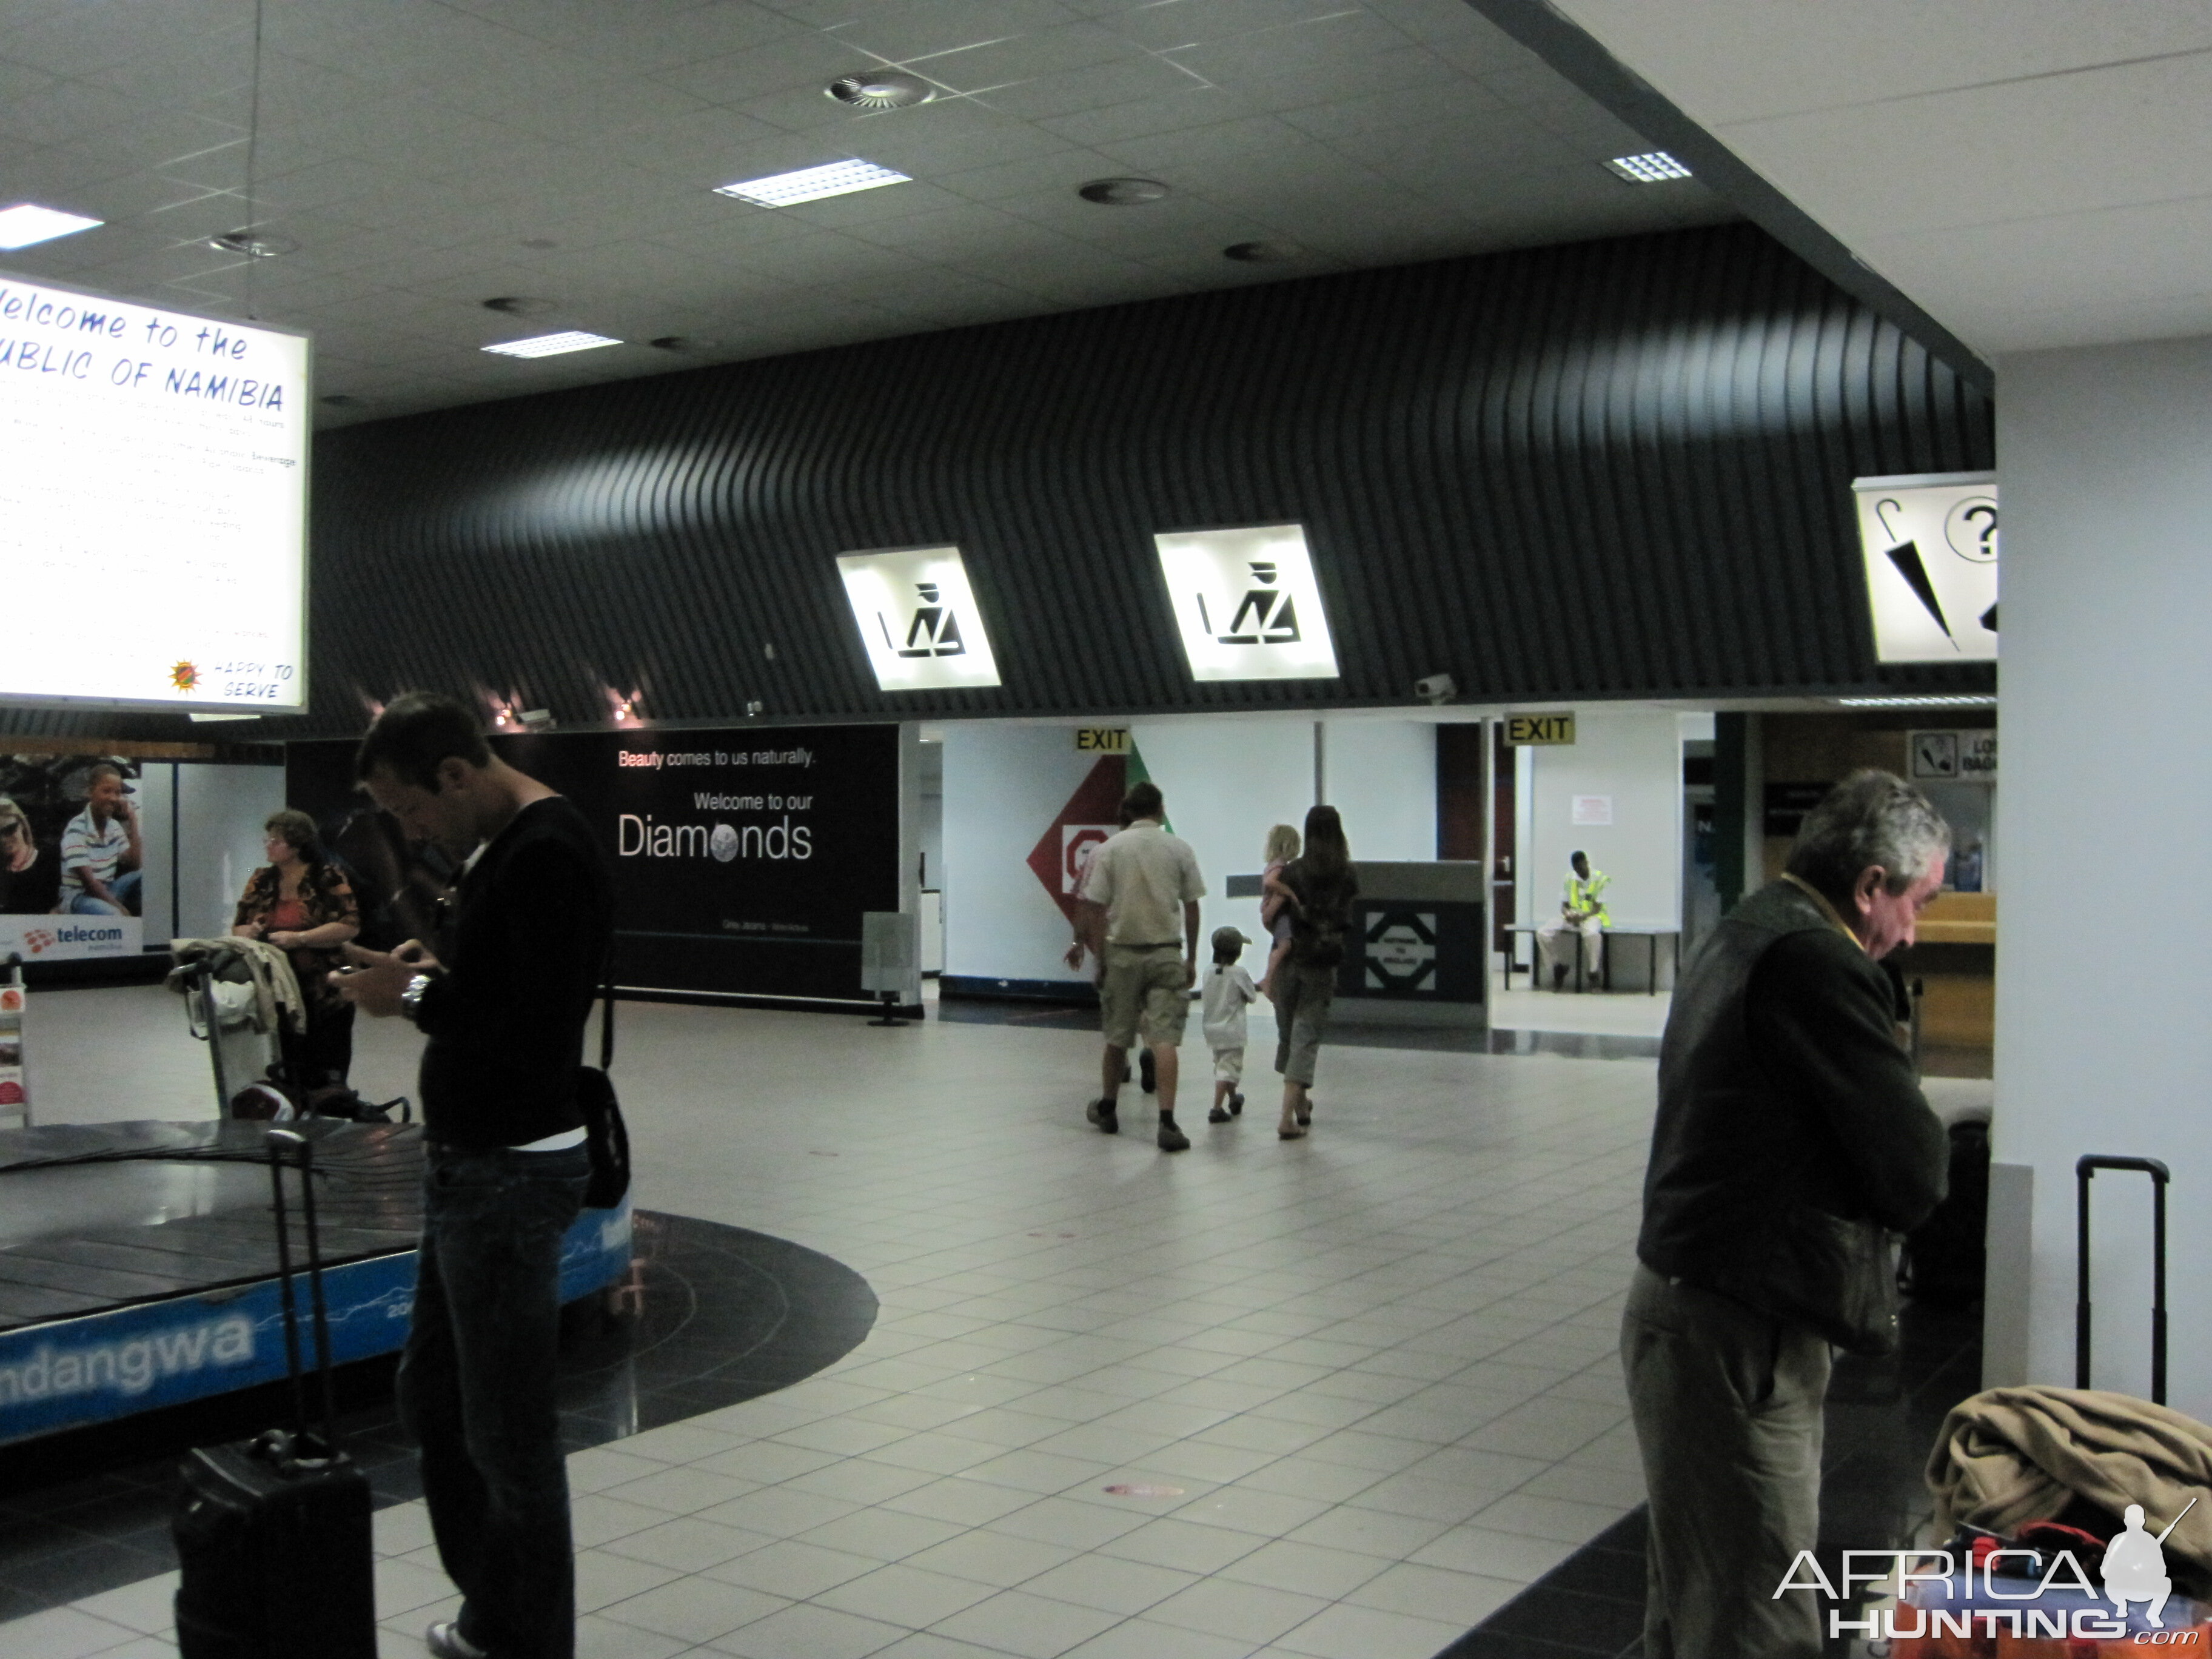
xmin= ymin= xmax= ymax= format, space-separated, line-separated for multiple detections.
xmin=1945 ymin=498 xmax=1999 ymax=563
xmin=1964 ymin=504 xmax=1997 ymax=560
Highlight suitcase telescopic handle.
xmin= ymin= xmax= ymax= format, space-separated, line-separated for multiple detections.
xmin=267 ymin=1128 xmax=343 ymax=1455
xmin=2076 ymin=1155 xmax=2171 ymax=1405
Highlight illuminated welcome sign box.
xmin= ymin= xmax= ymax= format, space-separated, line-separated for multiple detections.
xmin=0 ymin=273 xmax=310 ymax=712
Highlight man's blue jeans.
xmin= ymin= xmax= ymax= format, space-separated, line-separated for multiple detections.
xmin=398 ymin=1143 xmax=589 ymax=1659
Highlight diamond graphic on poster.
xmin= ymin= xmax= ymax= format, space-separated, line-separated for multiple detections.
xmin=1028 ymin=758 xmax=1127 ymax=924
xmin=837 ymin=546 xmax=1002 ymax=690
xmin=1364 ymin=911 xmax=1438 ymax=993
xmin=1060 ymin=823 xmax=1114 ymax=894
xmin=1155 ymin=524 xmax=1339 ymax=681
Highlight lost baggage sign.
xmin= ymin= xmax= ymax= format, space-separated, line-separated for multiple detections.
xmin=1909 ymin=729 xmax=1997 ymax=781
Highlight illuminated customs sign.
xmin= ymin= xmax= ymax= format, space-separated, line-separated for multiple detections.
xmin=0 ymin=273 xmax=309 ymax=712
xmin=1155 ymin=525 xmax=1339 ymax=682
xmin=1852 ymin=472 xmax=1998 ymax=663
xmin=837 ymin=546 xmax=1001 ymax=691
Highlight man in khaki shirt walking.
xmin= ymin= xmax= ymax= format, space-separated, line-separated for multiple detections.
xmin=1068 ymin=781 xmax=1204 ymax=1150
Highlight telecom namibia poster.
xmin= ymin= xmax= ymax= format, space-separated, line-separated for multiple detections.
xmin=1 ymin=754 xmax=145 ymax=962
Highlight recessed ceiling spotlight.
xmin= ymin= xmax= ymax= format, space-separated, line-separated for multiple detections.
xmin=648 ymin=335 xmax=721 ymax=352
xmin=0 ymin=203 xmax=103 ymax=249
xmin=1604 ymin=151 xmax=1692 ymax=183
xmin=482 ymin=330 xmax=622 ymax=358
xmin=483 ymin=295 xmax=558 ymax=315
xmin=1078 ymin=177 xmax=1169 ymax=206
xmin=208 ymin=227 xmax=297 ymax=258
xmin=1223 ymin=241 xmax=1299 ymax=263
xmin=826 ymin=72 xmax=933 ymax=110
xmin=715 ymin=159 xmax=911 ymax=207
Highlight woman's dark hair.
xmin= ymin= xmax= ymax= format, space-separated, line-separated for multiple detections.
xmin=354 ymin=692 xmax=492 ymax=793
xmin=1299 ymin=803 xmax=1350 ymax=882
xmin=265 ymin=808 xmax=323 ymax=864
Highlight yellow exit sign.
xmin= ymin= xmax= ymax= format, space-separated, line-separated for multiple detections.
xmin=1076 ymin=728 xmax=1130 ymax=753
xmin=1506 ymin=713 xmax=1575 ymax=746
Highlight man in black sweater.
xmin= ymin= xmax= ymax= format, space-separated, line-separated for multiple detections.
xmin=335 ymin=693 xmax=611 ymax=1659
xmin=1625 ymin=771 xmax=1951 ymax=1659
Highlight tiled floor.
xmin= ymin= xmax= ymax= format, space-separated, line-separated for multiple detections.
xmin=2 ymin=982 xmax=1907 ymax=1658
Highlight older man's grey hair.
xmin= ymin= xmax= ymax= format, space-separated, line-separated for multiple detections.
xmin=1786 ymin=771 xmax=1950 ymax=905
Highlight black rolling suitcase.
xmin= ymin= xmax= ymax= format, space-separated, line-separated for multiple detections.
xmin=173 ymin=1125 xmax=378 ymax=1658
xmin=2076 ymin=1152 xmax=2171 ymax=1403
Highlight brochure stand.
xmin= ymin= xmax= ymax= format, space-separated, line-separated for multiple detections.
xmin=0 ymin=961 xmax=27 ymax=1129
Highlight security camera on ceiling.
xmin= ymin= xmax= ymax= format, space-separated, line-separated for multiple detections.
xmin=1415 ymin=674 xmax=1456 ymax=706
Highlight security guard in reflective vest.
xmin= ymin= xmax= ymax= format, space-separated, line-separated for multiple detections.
xmin=1538 ymin=851 xmax=1610 ymax=989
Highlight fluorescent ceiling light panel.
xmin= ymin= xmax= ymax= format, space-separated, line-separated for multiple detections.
xmin=481 ymin=330 xmax=622 ymax=358
xmin=715 ymin=159 xmax=910 ymax=207
xmin=1605 ymin=152 xmax=1692 ymax=183
xmin=1835 ymin=695 xmax=1996 ymax=708
xmin=0 ymin=203 xmax=103 ymax=249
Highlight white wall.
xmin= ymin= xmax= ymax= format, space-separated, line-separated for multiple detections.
xmin=1993 ymin=335 xmax=2212 ymax=1414
xmin=1525 ymin=706 xmax=1683 ymax=929
xmin=941 ymin=725 xmax=1100 ymax=987
xmin=942 ymin=714 xmax=1459 ymax=985
xmin=174 ymin=763 xmax=287 ymax=941
xmin=1322 ymin=719 xmax=1435 ymax=862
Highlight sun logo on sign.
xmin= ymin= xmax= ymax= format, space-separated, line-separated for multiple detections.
xmin=169 ymin=661 xmax=199 ymax=692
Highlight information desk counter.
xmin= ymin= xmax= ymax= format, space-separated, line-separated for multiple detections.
xmin=1332 ymin=862 xmax=1487 ymax=1027
xmin=1894 ymin=891 xmax=1994 ymax=1054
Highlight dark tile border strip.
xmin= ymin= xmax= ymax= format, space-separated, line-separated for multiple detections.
xmin=0 ymin=1210 xmax=876 ymax=1619
xmin=935 ymin=992 xmax=1667 ymax=1062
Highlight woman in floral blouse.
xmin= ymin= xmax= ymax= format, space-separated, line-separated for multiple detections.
xmin=232 ymin=808 xmax=361 ymax=1087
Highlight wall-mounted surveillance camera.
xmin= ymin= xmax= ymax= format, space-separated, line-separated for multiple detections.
xmin=1415 ymin=674 xmax=1456 ymax=706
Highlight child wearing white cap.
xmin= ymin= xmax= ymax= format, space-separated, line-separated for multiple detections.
xmin=1202 ymin=925 xmax=1262 ymax=1125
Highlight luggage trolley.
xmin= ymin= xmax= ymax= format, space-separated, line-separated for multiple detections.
xmin=172 ymin=949 xmax=287 ymax=1118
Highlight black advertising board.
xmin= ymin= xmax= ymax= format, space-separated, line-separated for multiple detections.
xmin=286 ymin=723 xmax=901 ymax=1005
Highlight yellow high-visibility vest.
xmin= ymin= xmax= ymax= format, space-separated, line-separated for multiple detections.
xmin=1564 ymin=870 xmax=1610 ymax=925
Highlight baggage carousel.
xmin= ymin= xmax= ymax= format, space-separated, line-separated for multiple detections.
xmin=0 ymin=1119 xmax=631 ymax=1447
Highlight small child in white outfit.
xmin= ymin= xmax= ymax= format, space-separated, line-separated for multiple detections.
xmin=1202 ymin=925 xmax=1262 ymax=1125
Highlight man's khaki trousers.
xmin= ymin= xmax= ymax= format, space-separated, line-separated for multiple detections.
xmin=1537 ymin=914 xmax=1604 ymax=979
xmin=1620 ymin=1264 xmax=1832 ymax=1659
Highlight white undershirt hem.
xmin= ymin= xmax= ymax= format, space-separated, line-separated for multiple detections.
xmin=510 ymin=1126 xmax=588 ymax=1153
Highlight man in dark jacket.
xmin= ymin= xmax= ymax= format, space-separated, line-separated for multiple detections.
xmin=1625 ymin=771 xmax=1951 ymax=1658
xmin=334 ymin=692 xmax=612 ymax=1659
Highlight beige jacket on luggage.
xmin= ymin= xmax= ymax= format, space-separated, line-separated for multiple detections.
xmin=1928 ymin=1385 xmax=2212 ymax=1589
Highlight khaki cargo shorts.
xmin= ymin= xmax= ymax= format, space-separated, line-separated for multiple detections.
xmin=1101 ymin=943 xmax=1188 ymax=1051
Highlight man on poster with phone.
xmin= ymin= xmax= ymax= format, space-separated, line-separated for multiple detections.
xmin=332 ymin=692 xmax=612 ymax=1659
xmin=59 ymin=763 xmax=142 ymax=916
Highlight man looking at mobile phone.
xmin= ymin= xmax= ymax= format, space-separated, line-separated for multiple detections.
xmin=332 ymin=692 xmax=612 ymax=1659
